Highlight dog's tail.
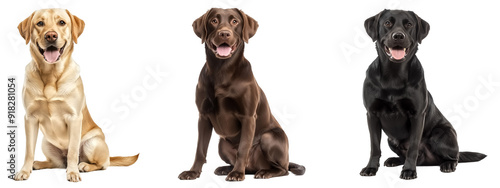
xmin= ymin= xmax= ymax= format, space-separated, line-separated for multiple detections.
xmin=458 ymin=152 xmax=486 ymax=163
xmin=110 ymin=153 xmax=140 ymax=166
xmin=289 ymin=162 xmax=306 ymax=175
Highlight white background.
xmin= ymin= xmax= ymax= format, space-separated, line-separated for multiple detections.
xmin=1 ymin=0 xmax=499 ymax=187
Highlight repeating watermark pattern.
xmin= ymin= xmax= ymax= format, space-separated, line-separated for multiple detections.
xmin=340 ymin=0 xmax=410 ymax=64
xmin=210 ymin=0 xmax=244 ymax=8
xmin=383 ymin=170 xmax=403 ymax=188
xmin=9 ymin=0 xmax=73 ymax=54
xmin=442 ymin=74 xmax=500 ymax=130
xmin=98 ymin=63 xmax=169 ymax=134
xmin=272 ymin=105 xmax=297 ymax=129
xmin=6 ymin=76 xmax=18 ymax=179
xmin=203 ymin=175 xmax=228 ymax=188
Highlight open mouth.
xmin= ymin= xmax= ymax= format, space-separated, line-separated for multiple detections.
xmin=211 ymin=42 xmax=237 ymax=58
xmin=37 ymin=42 xmax=66 ymax=63
xmin=384 ymin=46 xmax=408 ymax=61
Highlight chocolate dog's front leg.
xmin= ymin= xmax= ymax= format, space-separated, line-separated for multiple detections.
xmin=360 ymin=112 xmax=382 ymax=176
xmin=400 ymin=113 xmax=425 ymax=180
xmin=226 ymin=115 xmax=256 ymax=181
xmin=179 ymin=116 xmax=213 ymax=180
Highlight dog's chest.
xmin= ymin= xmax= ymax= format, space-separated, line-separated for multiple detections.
xmin=198 ymin=86 xmax=244 ymax=138
xmin=23 ymin=79 xmax=82 ymax=147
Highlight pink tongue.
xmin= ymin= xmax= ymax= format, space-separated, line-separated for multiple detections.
xmin=216 ymin=46 xmax=232 ymax=56
xmin=44 ymin=50 xmax=60 ymax=63
xmin=390 ymin=48 xmax=405 ymax=60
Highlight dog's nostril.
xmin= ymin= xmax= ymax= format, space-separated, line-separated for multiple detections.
xmin=219 ymin=31 xmax=231 ymax=38
xmin=392 ymin=32 xmax=405 ymax=40
xmin=44 ymin=31 xmax=58 ymax=42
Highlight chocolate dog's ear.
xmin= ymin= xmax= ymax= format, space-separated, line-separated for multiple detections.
xmin=18 ymin=11 xmax=35 ymax=45
xmin=410 ymin=11 xmax=430 ymax=44
xmin=193 ymin=9 xmax=212 ymax=44
xmin=364 ymin=9 xmax=388 ymax=42
xmin=66 ymin=10 xmax=85 ymax=44
xmin=236 ymin=9 xmax=258 ymax=43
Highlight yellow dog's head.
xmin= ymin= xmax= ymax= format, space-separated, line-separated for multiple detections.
xmin=18 ymin=9 xmax=84 ymax=64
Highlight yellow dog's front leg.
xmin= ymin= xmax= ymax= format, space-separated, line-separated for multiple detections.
xmin=66 ymin=114 xmax=83 ymax=182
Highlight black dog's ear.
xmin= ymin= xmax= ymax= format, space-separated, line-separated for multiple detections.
xmin=193 ymin=9 xmax=212 ymax=44
xmin=236 ymin=9 xmax=258 ymax=43
xmin=410 ymin=11 xmax=430 ymax=44
xmin=364 ymin=9 xmax=387 ymax=42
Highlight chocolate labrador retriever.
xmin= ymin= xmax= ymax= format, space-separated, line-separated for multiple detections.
xmin=178 ymin=8 xmax=305 ymax=181
xmin=360 ymin=9 xmax=486 ymax=180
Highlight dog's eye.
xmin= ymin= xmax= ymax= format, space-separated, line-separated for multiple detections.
xmin=232 ymin=19 xmax=238 ymax=24
xmin=211 ymin=19 xmax=218 ymax=24
xmin=59 ymin=20 xmax=66 ymax=26
xmin=384 ymin=21 xmax=392 ymax=27
xmin=405 ymin=22 xmax=413 ymax=28
xmin=36 ymin=21 xmax=44 ymax=27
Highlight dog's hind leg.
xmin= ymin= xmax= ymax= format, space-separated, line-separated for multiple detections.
xmin=254 ymin=128 xmax=289 ymax=179
xmin=384 ymin=138 xmax=405 ymax=167
xmin=33 ymin=138 xmax=66 ymax=170
xmin=78 ymin=136 xmax=110 ymax=172
xmin=429 ymin=125 xmax=459 ymax=173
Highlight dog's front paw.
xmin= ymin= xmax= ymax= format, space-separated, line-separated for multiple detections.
xmin=400 ymin=169 xmax=417 ymax=180
xmin=67 ymin=171 xmax=81 ymax=182
xmin=226 ymin=171 xmax=245 ymax=181
xmin=360 ymin=167 xmax=378 ymax=176
xmin=14 ymin=170 xmax=31 ymax=181
xmin=178 ymin=171 xmax=200 ymax=180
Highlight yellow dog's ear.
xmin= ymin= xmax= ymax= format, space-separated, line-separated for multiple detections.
xmin=18 ymin=12 xmax=35 ymax=45
xmin=193 ymin=9 xmax=212 ymax=44
xmin=236 ymin=9 xmax=258 ymax=43
xmin=65 ymin=9 xmax=85 ymax=44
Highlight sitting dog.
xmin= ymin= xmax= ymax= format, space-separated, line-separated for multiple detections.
xmin=15 ymin=9 xmax=138 ymax=182
xmin=360 ymin=9 xmax=486 ymax=180
xmin=178 ymin=8 xmax=305 ymax=181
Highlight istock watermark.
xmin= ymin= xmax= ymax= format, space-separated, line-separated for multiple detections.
xmin=6 ymin=76 xmax=18 ymax=180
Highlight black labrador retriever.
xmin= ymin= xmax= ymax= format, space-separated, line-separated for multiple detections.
xmin=360 ymin=9 xmax=486 ymax=180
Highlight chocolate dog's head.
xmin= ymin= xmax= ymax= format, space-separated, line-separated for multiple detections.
xmin=193 ymin=8 xmax=258 ymax=59
xmin=365 ymin=9 xmax=430 ymax=63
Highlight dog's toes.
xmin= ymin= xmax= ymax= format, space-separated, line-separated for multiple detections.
xmin=440 ymin=161 xmax=457 ymax=173
xmin=66 ymin=171 xmax=81 ymax=182
xmin=384 ymin=157 xmax=404 ymax=167
xmin=360 ymin=167 xmax=378 ymax=176
xmin=255 ymin=170 xmax=273 ymax=179
xmin=226 ymin=171 xmax=245 ymax=181
xmin=178 ymin=171 xmax=200 ymax=180
xmin=14 ymin=170 xmax=31 ymax=181
xmin=400 ymin=169 xmax=417 ymax=180
xmin=78 ymin=162 xmax=89 ymax=172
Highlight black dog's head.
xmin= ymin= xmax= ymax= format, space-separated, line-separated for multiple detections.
xmin=365 ymin=9 xmax=430 ymax=63
xmin=193 ymin=8 xmax=258 ymax=59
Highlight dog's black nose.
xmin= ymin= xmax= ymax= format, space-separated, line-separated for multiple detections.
xmin=45 ymin=31 xmax=58 ymax=43
xmin=392 ymin=32 xmax=405 ymax=41
xmin=218 ymin=30 xmax=231 ymax=39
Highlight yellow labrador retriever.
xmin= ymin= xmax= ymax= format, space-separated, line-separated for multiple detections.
xmin=14 ymin=9 xmax=139 ymax=182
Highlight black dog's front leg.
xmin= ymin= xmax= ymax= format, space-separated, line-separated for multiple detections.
xmin=360 ymin=112 xmax=382 ymax=176
xmin=400 ymin=114 xmax=425 ymax=180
